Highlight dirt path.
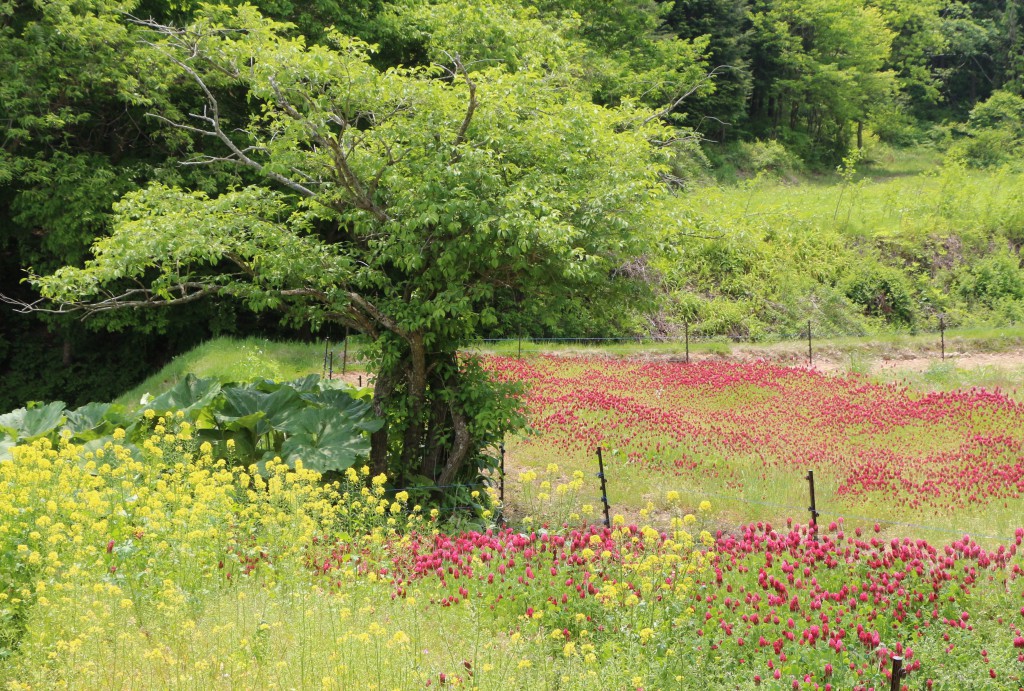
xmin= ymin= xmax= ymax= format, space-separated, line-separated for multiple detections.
xmin=600 ymin=345 xmax=1024 ymax=376
xmin=787 ymin=348 xmax=1024 ymax=375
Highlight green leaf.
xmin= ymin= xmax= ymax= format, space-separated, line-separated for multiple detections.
xmin=146 ymin=375 xmax=221 ymax=417
xmin=0 ymin=402 xmax=67 ymax=440
xmin=63 ymin=402 xmax=114 ymax=436
xmin=278 ymin=406 xmax=372 ymax=473
xmin=304 ymin=389 xmax=382 ymax=432
xmin=222 ymin=382 xmax=301 ymax=432
xmin=0 ymin=438 xmax=16 ymax=461
xmin=291 ymin=374 xmax=324 ymax=393
xmin=196 ymin=428 xmax=258 ymax=464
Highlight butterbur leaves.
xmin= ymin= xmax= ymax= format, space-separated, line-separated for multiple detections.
xmin=301 ymin=389 xmax=382 ymax=433
xmin=216 ymin=385 xmax=303 ymax=437
xmin=0 ymin=401 xmax=141 ymax=462
xmin=63 ymin=402 xmax=113 ymax=435
xmin=0 ymin=373 xmax=382 ymax=475
xmin=146 ymin=374 xmax=222 ymax=417
xmin=63 ymin=402 xmax=131 ymax=440
xmin=0 ymin=401 xmax=67 ymax=441
xmin=275 ymin=374 xmax=321 ymax=394
xmin=279 ymin=406 xmax=373 ymax=472
xmin=176 ymin=375 xmax=382 ymax=474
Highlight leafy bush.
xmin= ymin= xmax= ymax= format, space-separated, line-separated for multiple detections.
xmin=841 ymin=262 xmax=918 ymax=326
xmin=966 ymin=90 xmax=1024 ymax=133
xmin=954 ymin=249 xmax=1024 ymax=310
xmin=948 ymin=127 xmax=1021 ymax=168
xmin=866 ymin=103 xmax=924 ymax=147
xmin=947 ymin=91 xmax=1024 ymax=167
xmin=705 ymin=139 xmax=803 ymax=181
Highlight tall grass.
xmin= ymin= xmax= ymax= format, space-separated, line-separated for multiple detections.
xmin=114 ymin=337 xmax=368 ymax=408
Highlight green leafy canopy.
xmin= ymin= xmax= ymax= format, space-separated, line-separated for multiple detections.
xmin=25 ymin=3 xmax=678 ymax=487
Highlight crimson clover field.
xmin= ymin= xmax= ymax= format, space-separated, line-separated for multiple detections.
xmin=487 ymin=355 xmax=1024 ymax=688
xmin=493 ymin=356 xmax=1024 ymax=538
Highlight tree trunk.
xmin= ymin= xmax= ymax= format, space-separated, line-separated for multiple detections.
xmin=437 ymin=406 xmax=471 ymax=487
xmin=857 ymin=120 xmax=863 ymax=150
xmin=369 ymin=366 xmax=395 ymax=476
xmin=400 ymin=332 xmax=428 ymax=469
xmin=420 ymin=395 xmax=450 ymax=481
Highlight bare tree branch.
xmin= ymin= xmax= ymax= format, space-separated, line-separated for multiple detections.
xmin=132 ymin=19 xmax=320 ymax=200
xmin=0 ymin=283 xmax=223 ymax=318
xmin=265 ymin=76 xmax=391 ymax=222
xmin=445 ymin=53 xmax=478 ymax=155
xmin=642 ymin=65 xmax=738 ymax=126
xmin=346 ymin=291 xmax=406 ymax=337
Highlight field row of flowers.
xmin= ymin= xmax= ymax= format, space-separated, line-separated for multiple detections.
xmin=2 ymin=358 xmax=1024 ymax=687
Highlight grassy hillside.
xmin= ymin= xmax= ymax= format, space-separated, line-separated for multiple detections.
xmin=658 ymin=160 xmax=1024 ymax=340
xmin=112 ymin=337 xmax=368 ymax=408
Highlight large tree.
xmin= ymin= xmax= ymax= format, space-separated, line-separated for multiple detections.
xmin=11 ymin=5 xmax=674 ymax=485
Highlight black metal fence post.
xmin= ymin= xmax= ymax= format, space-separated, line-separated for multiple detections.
xmin=807 ymin=320 xmax=813 ymax=366
xmin=518 ymin=334 xmax=522 ymax=360
xmin=889 ymin=655 xmax=904 ymax=691
xmin=499 ymin=443 xmax=506 ymax=506
xmin=498 ymin=443 xmax=506 ymax=527
xmin=342 ymin=327 xmax=349 ymax=374
xmin=806 ymin=470 xmax=819 ymax=540
xmin=323 ymin=337 xmax=330 ymax=378
xmin=685 ymin=321 xmax=690 ymax=364
xmin=597 ymin=446 xmax=611 ymax=528
xmin=940 ymin=316 xmax=945 ymax=361
xmin=328 ymin=351 xmax=334 ymax=380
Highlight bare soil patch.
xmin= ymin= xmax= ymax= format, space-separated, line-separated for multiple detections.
xmin=544 ymin=344 xmax=1024 ymax=376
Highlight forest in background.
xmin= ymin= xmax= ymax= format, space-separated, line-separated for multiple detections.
xmin=3 ymin=0 xmax=1024 ymax=409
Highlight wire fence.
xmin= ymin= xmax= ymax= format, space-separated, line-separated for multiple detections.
xmin=666 ymin=482 xmax=1019 ymax=543
xmin=341 ymin=448 xmax=1021 ymax=544
xmin=502 ymin=446 xmax=1021 ymax=545
xmin=314 ymin=321 xmax=1024 ymax=378
xmin=467 ymin=318 xmax=1024 ymax=366
xmin=309 ymin=327 xmax=1024 ymax=539
xmin=639 ymin=460 xmax=1020 ymax=544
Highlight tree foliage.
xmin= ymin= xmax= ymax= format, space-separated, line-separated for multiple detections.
xmin=5 ymin=0 xmax=1024 ymax=420
xmin=747 ymin=0 xmax=897 ymax=162
xmin=23 ymin=5 xmax=674 ymax=486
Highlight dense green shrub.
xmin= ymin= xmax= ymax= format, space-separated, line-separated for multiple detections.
xmin=954 ymin=249 xmax=1024 ymax=309
xmin=947 ymin=91 xmax=1024 ymax=167
xmin=866 ymin=103 xmax=924 ymax=147
xmin=841 ymin=263 xmax=918 ymax=326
